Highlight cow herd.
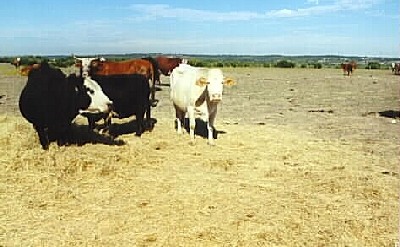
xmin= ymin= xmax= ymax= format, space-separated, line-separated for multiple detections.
xmin=18 ymin=56 xmax=233 ymax=149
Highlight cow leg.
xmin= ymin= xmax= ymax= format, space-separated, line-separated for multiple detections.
xmin=100 ymin=112 xmax=113 ymax=135
xmin=57 ymin=125 xmax=73 ymax=147
xmin=87 ymin=115 xmax=96 ymax=130
xmin=135 ymin=109 xmax=147 ymax=137
xmin=145 ymin=103 xmax=152 ymax=130
xmin=187 ymin=106 xmax=196 ymax=144
xmin=149 ymin=79 xmax=158 ymax=107
xmin=34 ymin=125 xmax=49 ymax=150
xmin=207 ymin=106 xmax=218 ymax=146
xmin=174 ymin=104 xmax=185 ymax=135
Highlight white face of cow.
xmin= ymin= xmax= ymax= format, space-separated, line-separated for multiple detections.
xmin=206 ymin=69 xmax=224 ymax=102
xmin=75 ymin=57 xmax=98 ymax=78
xmin=79 ymin=77 xmax=113 ymax=114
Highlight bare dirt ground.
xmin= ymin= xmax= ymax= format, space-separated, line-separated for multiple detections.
xmin=1 ymin=63 xmax=399 ymax=246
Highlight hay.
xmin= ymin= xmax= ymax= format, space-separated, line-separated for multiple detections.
xmin=1 ymin=66 xmax=399 ymax=246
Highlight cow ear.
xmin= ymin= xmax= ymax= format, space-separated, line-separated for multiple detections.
xmin=223 ymin=77 xmax=236 ymax=86
xmin=196 ymin=77 xmax=208 ymax=86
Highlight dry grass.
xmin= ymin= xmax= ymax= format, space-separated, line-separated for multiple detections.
xmin=1 ymin=63 xmax=399 ymax=246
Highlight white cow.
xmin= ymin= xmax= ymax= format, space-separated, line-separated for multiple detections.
xmin=170 ymin=64 xmax=234 ymax=145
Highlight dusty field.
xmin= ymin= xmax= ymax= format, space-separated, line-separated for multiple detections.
xmin=1 ymin=63 xmax=399 ymax=246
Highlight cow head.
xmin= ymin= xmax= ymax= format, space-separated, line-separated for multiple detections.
xmin=67 ymin=75 xmax=113 ymax=115
xmin=74 ymin=56 xmax=99 ymax=78
xmin=88 ymin=57 xmax=106 ymax=73
xmin=196 ymin=69 xmax=235 ymax=102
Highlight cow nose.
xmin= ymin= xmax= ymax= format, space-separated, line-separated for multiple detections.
xmin=211 ymin=94 xmax=222 ymax=101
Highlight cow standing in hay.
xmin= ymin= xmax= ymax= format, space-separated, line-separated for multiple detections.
xmin=170 ymin=64 xmax=234 ymax=145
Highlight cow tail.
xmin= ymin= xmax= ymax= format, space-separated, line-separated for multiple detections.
xmin=143 ymin=57 xmax=160 ymax=106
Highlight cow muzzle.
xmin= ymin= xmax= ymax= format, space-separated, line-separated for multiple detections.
xmin=210 ymin=94 xmax=222 ymax=102
xmin=80 ymin=101 xmax=113 ymax=115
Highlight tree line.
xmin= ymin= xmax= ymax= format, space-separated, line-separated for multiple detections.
xmin=0 ymin=55 xmax=394 ymax=70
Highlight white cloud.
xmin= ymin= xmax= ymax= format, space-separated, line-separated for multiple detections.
xmin=307 ymin=0 xmax=319 ymax=5
xmin=130 ymin=0 xmax=383 ymax=21
xmin=130 ymin=4 xmax=262 ymax=22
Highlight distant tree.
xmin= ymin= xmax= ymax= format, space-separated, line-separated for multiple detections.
xmin=276 ymin=60 xmax=296 ymax=68
xmin=313 ymin=63 xmax=322 ymax=69
xmin=367 ymin=62 xmax=380 ymax=70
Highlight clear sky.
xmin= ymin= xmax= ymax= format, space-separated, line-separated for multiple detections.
xmin=0 ymin=0 xmax=399 ymax=57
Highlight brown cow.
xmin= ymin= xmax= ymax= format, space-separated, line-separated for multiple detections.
xmin=341 ymin=61 xmax=357 ymax=76
xmin=155 ymin=56 xmax=187 ymax=84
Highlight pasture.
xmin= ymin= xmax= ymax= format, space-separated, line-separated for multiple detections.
xmin=1 ymin=63 xmax=399 ymax=246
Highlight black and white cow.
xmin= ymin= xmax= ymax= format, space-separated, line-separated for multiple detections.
xmin=86 ymin=74 xmax=152 ymax=137
xmin=19 ymin=62 xmax=113 ymax=149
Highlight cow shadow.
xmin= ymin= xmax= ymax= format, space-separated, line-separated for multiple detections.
xmin=69 ymin=123 xmax=125 ymax=146
xmin=176 ymin=118 xmax=226 ymax=139
xmin=379 ymin=110 xmax=400 ymax=119
xmin=107 ymin=118 xmax=157 ymax=137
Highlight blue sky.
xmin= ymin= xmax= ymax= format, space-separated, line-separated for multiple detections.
xmin=0 ymin=0 xmax=398 ymax=57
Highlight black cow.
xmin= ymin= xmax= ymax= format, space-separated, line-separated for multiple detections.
xmin=19 ymin=62 xmax=112 ymax=149
xmin=87 ymin=74 xmax=152 ymax=137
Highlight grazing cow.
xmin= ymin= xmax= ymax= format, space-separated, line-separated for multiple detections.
xmin=76 ymin=57 xmax=159 ymax=106
xmin=19 ymin=62 xmax=113 ymax=150
xmin=11 ymin=57 xmax=21 ymax=69
xmin=155 ymin=56 xmax=187 ymax=82
xmin=391 ymin=63 xmax=400 ymax=75
xmin=341 ymin=62 xmax=357 ymax=76
xmin=87 ymin=74 xmax=151 ymax=137
xmin=170 ymin=64 xmax=234 ymax=145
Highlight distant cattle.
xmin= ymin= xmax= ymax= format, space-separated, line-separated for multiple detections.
xmin=19 ymin=62 xmax=113 ymax=149
xmin=155 ymin=56 xmax=187 ymax=83
xmin=341 ymin=62 xmax=357 ymax=76
xmin=86 ymin=74 xmax=152 ymax=137
xmin=391 ymin=63 xmax=400 ymax=75
xmin=11 ymin=57 xmax=21 ymax=69
xmin=170 ymin=64 xmax=234 ymax=145
xmin=75 ymin=57 xmax=159 ymax=106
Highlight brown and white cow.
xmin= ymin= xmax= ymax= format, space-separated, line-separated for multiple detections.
xmin=170 ymin=64 xmax=234 ymax=145
xmin=391 ymin=63 xmax=400 ymax=75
